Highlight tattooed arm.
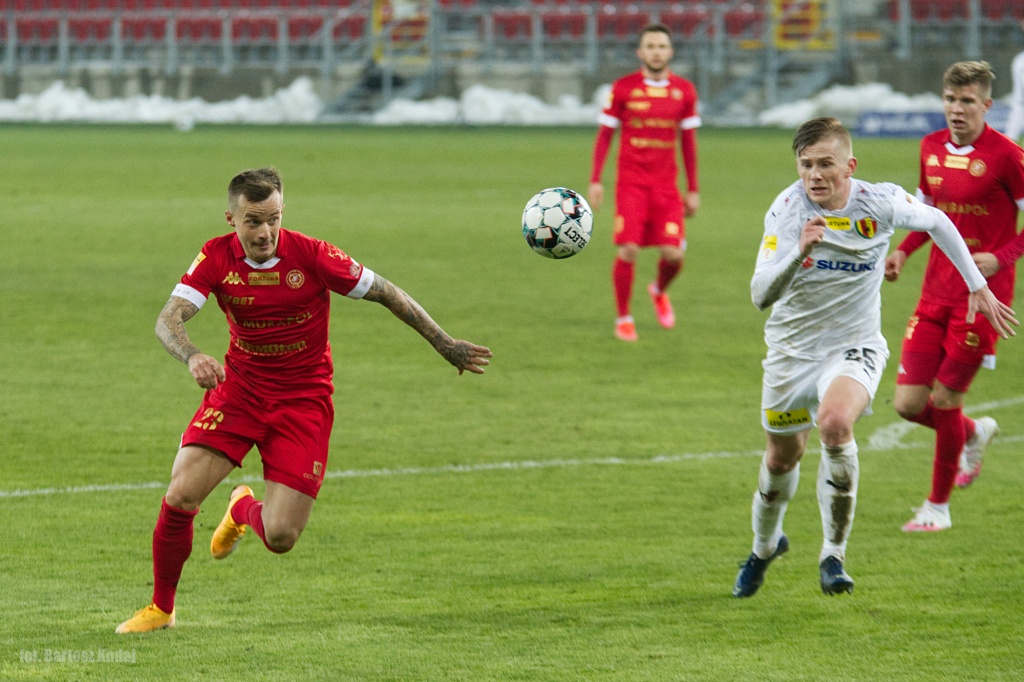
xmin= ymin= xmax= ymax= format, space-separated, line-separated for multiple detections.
xmin=362 ymin=274 xmax=493 ymax=375
xmin=155 ymin=296 xmax=226 ymax=389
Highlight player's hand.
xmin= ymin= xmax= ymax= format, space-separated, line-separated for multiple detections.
xmin=799 ymin=216 xmax=826 ymax=257
xmin=684 ymin=192 xmax=700 ymax=217
xmin=187 ymin=353 xmax=226 ymax=389
xmin=587 ymin=182 xmax=604 ymax=211
xmin=884 ymin=251 xmax=907 ymax=282
xmin=967 ymin=285 xmax=1018 ymax=339
xmin=972 ymin=252 xmax=1001 ymax=278
xmin=446 ymin=341 xmax=493 ymax=375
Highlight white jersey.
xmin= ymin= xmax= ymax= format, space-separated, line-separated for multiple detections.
xmin=752 ymin=178 xmax=985 ymax=360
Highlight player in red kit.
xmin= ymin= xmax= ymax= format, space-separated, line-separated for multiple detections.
xmin=884 ymin=62 xmax=1024 ymax=532
xmin=588 ymin=24 xmax=700 ymax=342
xmin=116 ymin=167 xmax=492 ymax=633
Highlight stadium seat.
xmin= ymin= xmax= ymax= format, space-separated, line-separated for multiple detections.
xmin=597 ymin=6 xmax=651 ymax=40
xmin=16 ymin=17 xmax=60 ymax=44
xmin=331 ymin=13 xmax=367 ymax=41
xmin=288 ymin=15 xmax=324 ymax=41
xmin=232 ymin=16 xmax=279 ymax=42
xmin=981 ymin=0 xmax=1024 ymax=20
xmin=121 ymin=16 xmax=169 ymax=42
xmin=659 ymin=7 xmax=712 ymax=39
xmin=69 ymin=17 xmax=113 ymax=43
xmin=724 ymin=3 xmax=764 ymax=38
xmin=542 ymin=8 xmax=588 ymax=40
xmin=492 ymin=10 xmax=533 ymax=41
xmin=176 ymin=17 xmax=223 ymax=43
xmin=907 ymin=0 xmax=968 ymax=21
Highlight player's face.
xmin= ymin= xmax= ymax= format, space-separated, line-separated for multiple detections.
xmin=797 ymin=136 xmax=857 ymax=211
xmin=943 ymin=83 xmax=992 ymax=146
xmin=636 ymin=31 xmax=672 ymax=77
xmin=227 ymin=190 xmax=283 ymax=264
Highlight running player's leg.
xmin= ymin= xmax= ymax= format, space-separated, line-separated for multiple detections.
xmin=117 ymin=445 xmax=235 ymax=633
xmin=814 ymin=345 xmax=885 ymax=594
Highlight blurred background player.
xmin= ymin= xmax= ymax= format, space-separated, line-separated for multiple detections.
xmin=1004 ymin=21 xmax=1024 ymax=145
xmin=734 ymin=117 xmax=1015 ymax=599
xmin=588 ymin=24 xmax=700 ymax=342
xmin=116 ymin=167 xmax=492 ymax=633
xmin=884 ymin=61 xmax=1024 ymax=533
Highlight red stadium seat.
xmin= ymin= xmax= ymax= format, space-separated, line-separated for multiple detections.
xmin=69 ymin=17 xmax=113 ymax=43
xmin=232 ymin=16 xmax=279 ymax=42
xmin=907 ymin=0 xmax=968 ymax=21
xmin=724 ymin=4 xmax=764 ymax=38
xmin=331 ymin=14 xmax=367 ymax=41
xmin=121 ymin=16 xmax=169 ymax=42
xmin=16 ymin=17 xmax=59 ymax=44
xmin=176 ymin=17 xmax=223 ymax=43
xmin=542 ymin=9 xmax=587 ymax=40
xmin=597 ymin=7 xmax=651 ymax=40
xmin=492 ymin=10 xmax=533 ymax=41
xmin=288 ymin=15 xmax=324 ymax=41
xmin=660 ymin=7 xmax=712 ymax=39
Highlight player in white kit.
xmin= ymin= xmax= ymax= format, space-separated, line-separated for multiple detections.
xmin=733 ymin=118 xmax=1016 ymax=597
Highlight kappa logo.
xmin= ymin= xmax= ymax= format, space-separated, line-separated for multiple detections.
xmin=222 ymin=271 xmax=243 ymax=285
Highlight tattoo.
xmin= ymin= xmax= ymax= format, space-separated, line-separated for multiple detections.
xmin=366 ymin=274 xmax=455 ymax=360
xmin=155 ymin=296 xmax=202 ymax=364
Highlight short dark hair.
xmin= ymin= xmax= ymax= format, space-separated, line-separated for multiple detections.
xmin=228 ymin=167 xmax=283 ymax=209
xmin=792 ymin=117 xmax=852 ymax=157
xmin=638 ymin=24 xmax=671 ymax=46
xmin=943 ymin=60 xmax=994 ymax=100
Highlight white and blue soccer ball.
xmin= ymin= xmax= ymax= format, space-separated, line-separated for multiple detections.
xmin=522 ymin=187 xmax=593 ymax=259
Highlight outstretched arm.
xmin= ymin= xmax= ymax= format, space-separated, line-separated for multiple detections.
xmin=363 ymin=274 xmax=493 ymax=374
xmin=155 ymin=296 xmax=226 ymax=389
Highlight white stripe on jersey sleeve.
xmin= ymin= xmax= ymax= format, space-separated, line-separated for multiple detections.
xmin=680 ymin=115 xmax=702 ymax=130
xmin=598 ymin=113 xmax=621 ymax=128
xmin=347 ymin=267 xmax=375 ymax=300
xmin=171 ymin=283 xmax=208 ymax=309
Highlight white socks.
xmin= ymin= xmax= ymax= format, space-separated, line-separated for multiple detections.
xmin=817 ymin=440 xmax=859 ymax=564
xmin=751 ymin=458 xmax=800 ymax=559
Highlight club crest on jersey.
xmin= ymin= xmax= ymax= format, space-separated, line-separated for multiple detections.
xmin=969 ymin=159 xmax=987 ymax=177
xmin=855 ymin=218 xmax=877 ymax=239
xmin=286 ymin=269 xmax=305 ymax=289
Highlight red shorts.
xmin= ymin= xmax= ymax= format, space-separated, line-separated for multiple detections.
xmin=896 ymin=300 xmax=998 ymax=392
xmin=613 ymin=183 xmax=686 ymax=248
xmin=181 ymin=379 xmax=334 ymax=498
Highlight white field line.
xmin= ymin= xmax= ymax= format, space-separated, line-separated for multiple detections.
xmin=3 ymin=396 xmax=1021 ymax=500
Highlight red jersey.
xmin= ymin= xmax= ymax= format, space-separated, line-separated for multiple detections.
xmin=172 ymin=228 xmax=373 ymax=397
xmin=594 ymin=71 xmax=700 ymax=189
xmin=906 ymin=125 xmax=1024 ymax=305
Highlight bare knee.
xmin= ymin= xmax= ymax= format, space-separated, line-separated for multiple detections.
xmin=264 ymin=524 xmax=302 ymax=553
xmin=817 ymin=409 xmax=854 ymax=447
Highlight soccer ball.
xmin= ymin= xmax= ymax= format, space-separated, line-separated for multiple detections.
xmin=522 ymin=187 xmax=593 ymax=259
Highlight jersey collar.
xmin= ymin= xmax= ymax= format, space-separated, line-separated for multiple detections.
xmin=232 ymin=227 xmax=289 ymax=270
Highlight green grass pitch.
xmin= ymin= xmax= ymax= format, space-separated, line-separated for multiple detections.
xmin=2 ymin=124 xmax=1023 ymax=680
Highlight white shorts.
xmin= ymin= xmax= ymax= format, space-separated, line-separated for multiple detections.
xmin=760 ymin=344 xmax=889 ymax=435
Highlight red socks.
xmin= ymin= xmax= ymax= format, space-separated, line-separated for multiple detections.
xmin=656 ymin=257 xmax=682 ymax=293
xmin=231 ymin=494 xmax=285 ymax=554
xmin=929 ymin=406 xmax=965 ymax=505
xmin=152 ymin=498 xmax=198 ymax=614
xmin=612 ymin=258 xmax=634 ymax=318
